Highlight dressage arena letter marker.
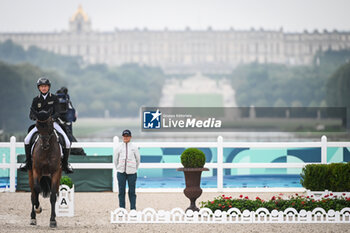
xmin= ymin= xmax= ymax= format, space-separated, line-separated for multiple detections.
xmin=60 ymin=198 xmax=68 ymax=206
xmin=55 ymin=184 xmax=74 ymax=217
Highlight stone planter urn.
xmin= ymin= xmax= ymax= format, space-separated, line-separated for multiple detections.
xmin=177 ymin=148 xmax=209 ymax=212
xmin=177 ymin=167 xmax=209 ymax=211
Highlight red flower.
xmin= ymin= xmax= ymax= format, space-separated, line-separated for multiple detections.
xmin=312 ymin=200 xmax=315 ymax=203
xmin=245 ymin=196 xmax=249 ymax=200
xmin=211 ymin=201 xmax=214 ymax=204
xmin=301 ymin=201 xmax=305 ymax=205
xmin=218 ymin=204 xmax=221 ymax=206
xmin=271 ymin=196 xmax=276 ymax=200
xmin=306 ymin=196 xmax=310 ymax=198
xmin=292 ymin=202 xmax=295 ymax=206
xmin=229 ymin=205 xmax=232 ymax=208
xmin=222 ymin=205 xmax=225 ymax=208
xmin=311 ymin=195 xmax=314 ymax=197
xmin=330 ymin=193 xmax=333 ymax=196
xmin=343 ymin=193 xmax=346 ymax=196
xmin=324 ymin=195 xmax=329 ymax=198
xmin=295 ymin=193 xmax=298 ymax=196
xmin=322 ymin=200 xmax=326 ymax=203
xmin=239 ymin=195 xmax=243 ymax=198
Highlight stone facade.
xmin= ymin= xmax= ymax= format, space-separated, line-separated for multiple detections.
xmin=1 ymin=6 xmax=350 ymax=74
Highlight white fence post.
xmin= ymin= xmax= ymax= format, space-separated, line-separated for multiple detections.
xmin=10 ymin=136 xmax=16 ymax=192
xmin=321 ymin=135 xmax=327 ymax=164
xmin=217 ymin=136 xmax=223 ymax=191
xmin=112 ymin=136 xmax=119 ymax=192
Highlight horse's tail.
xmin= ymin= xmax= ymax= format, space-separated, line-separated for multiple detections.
xmin=40 ymin=176 xmax=51 ymax=198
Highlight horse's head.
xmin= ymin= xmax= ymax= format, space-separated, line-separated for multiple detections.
xmin=31 ymin=108 xmax=55 ymax=150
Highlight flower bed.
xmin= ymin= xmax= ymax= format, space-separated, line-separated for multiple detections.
xmin=200 ymin=194 xmax=350 ymax=212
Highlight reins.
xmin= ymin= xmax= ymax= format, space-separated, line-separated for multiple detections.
xmin=37 ymin=118 xmax=55 ymax=151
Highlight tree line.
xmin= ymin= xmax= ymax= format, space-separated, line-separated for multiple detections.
xmin=0 ymin=39 xmax=349 ymax=134
xmin=0 ymin=40 xmax=165 ymax=133
xmin=229 ymin=50 xmax=350 ymax=109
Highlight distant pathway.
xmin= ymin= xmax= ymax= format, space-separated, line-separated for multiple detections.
xmin=159 ymin=72 xmax=237 ymax=107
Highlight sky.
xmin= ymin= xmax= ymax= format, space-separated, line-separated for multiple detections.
xmin=0 ymin=0 xmax=349 ymax=32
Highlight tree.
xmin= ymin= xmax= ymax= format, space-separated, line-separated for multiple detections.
xmin=326 ymin=62 xmax=350 ymax=108
xmin=0 ymin=61 xmax=65 ymax=132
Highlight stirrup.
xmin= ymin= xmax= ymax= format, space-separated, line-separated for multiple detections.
xmin=63 ymin=164 xmax=74 ymax=174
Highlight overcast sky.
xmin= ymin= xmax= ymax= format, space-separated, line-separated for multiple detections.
xmin=0 ymin=0 xmax=349 ymax=32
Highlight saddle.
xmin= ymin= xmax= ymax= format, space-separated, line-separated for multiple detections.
xmin=28 ymin=124 xmax=67 ymax=152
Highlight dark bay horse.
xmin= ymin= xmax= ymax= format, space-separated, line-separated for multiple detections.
xmin=28 ymin=110 xmax=62 ymax=228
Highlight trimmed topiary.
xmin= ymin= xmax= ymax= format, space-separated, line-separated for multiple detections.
xmin=300 ymin=162 xmax=350 ymax=191
xmin=180 ymin=148 xmax=206 ymax=168
xmin=60 ymin=176 xmax=73 ymax=189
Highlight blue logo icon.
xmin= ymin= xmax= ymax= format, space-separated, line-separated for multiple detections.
xmin=143 ymin=109 xmax=162 ymax=129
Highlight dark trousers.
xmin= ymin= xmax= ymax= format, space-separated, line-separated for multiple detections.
xmin=117 ymin=172 xmax=137 ymax=210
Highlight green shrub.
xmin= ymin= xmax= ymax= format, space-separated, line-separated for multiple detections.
xmin=180 ymin=148 xmax=206 ymax=168
xmin=60 ymin=176 xmax=73 ymax=188
xmin=300 ymin=162 xmax=350 ymax=191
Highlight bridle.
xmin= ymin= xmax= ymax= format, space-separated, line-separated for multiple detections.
xmin=36 ymin=118 xmax=55 ymax=151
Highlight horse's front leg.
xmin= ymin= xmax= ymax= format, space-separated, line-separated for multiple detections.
xmin=30 ymin=190 xmax=37 ymax=225
xmin=49 ymin=172 xmax=60 ymax=228
xmin=29 ymin=171 xmax=41 ymax=225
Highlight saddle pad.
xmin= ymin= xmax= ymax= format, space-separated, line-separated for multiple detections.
xmin=31 ymin=135 xmax=63 ymax=157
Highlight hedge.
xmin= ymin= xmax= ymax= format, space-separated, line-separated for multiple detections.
xmin=300 ymin=162 xmax=350 ymax=191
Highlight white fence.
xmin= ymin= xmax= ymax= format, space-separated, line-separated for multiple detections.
xmin=110 ymin=207 xmax=350 ymax=224
xmin=1 ymin=135 xmax=350 ymax=193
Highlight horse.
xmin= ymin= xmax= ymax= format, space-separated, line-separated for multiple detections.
xmin=28 ymin=109 xmax=62 ymax=228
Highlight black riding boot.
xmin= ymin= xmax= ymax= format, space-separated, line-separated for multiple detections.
xmin=62 ymin=148 xmax=74 ymax=174
xmin=19 ymin=144 xmax=32 ymax=172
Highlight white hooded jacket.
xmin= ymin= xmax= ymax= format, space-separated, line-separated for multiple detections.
xmin=114 ymin=142 xmax=140 ymax=174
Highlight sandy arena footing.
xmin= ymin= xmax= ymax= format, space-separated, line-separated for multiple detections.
xmin=0 ymin=192 xmax=349 ymax=232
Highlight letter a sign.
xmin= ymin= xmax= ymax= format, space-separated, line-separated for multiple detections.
xmin=55 ymin=184 xmax=75 ymax=217
xmin=60 ymin=198 xmax=68 ymax=206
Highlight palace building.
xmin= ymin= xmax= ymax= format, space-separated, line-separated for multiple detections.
xmin=1 ymin=5 xmax=350 ymax=74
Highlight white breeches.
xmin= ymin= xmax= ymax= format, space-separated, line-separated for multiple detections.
xmin=24 ymin=122 xmax=71 ymax=148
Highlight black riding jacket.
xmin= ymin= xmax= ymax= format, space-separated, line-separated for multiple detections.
xmin=29 ymin=92 xmax=60 ymax=121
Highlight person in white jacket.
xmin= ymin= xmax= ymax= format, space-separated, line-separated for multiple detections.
xmin=114 ymin=129 xmax=140 ymax=210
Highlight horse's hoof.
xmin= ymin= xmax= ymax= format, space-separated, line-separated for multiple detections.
xmin=30 ymin=219 xmax=37 ymax=225
xmin=35 ymin=206 xmax=42 ymax=214
xmin=50 ymin=220 xmax=57 ymax=228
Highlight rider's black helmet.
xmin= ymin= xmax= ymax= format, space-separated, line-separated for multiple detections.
xmin=60 ymin=87 xmax=68 ymax=95
xmin=37 ymin=77 xmax=51 ymax=88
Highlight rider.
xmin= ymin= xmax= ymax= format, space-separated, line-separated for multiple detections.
xmin=56 ymin=86 xmax=76 ymax=134
xmin=19 ymin=77 xmax=74 ymax=174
